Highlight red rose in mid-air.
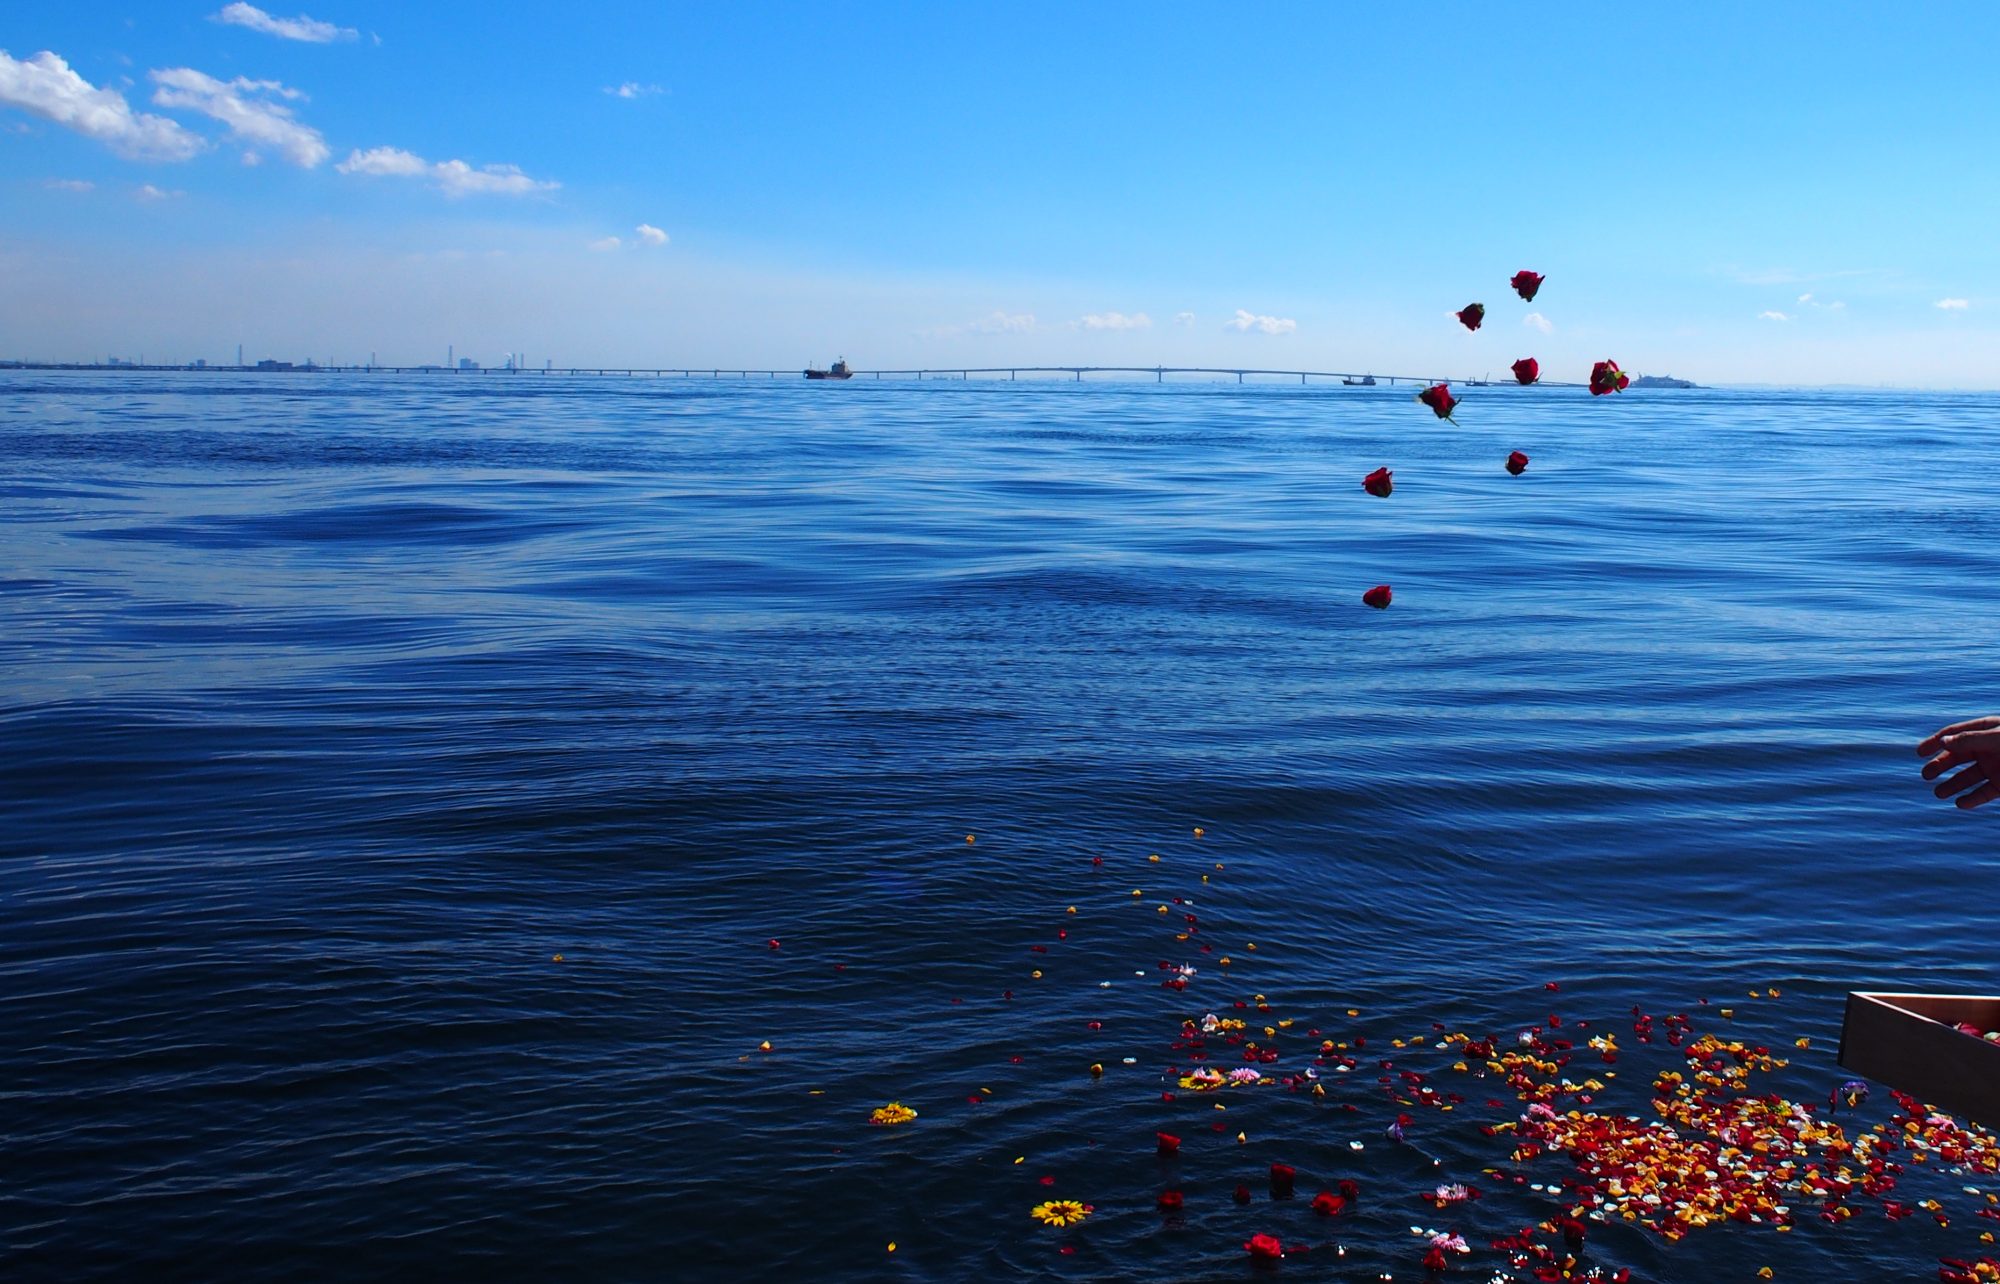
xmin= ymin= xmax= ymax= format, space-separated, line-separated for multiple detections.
xmin=1362 ymin=584 xmax=1392 ymax=610
xmin=1589 ymin=360 xmax=1630 ymax=396
xmin=1511 ymin=357 xmax=1539 ymax=385
xmin=1245 ymin=1234 xmax=1284 ymax=1262
xmin=1268 ymin=1163 xmax=1296 ymax=1197
xmin=1511 ymin=270 xmax=1544 ymax=302
xmin=1456 ymin=302 xmax=1485 ymax=331
xmin=1362 ymin=466 xmax=1393 ymax=498
xmin=1417 ymin=383 xmax=1458 ymax=422
xmin=1506 ymin=450 xmax=1529 ymax=476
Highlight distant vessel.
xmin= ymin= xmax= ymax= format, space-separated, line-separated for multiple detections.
xmin=804 ymin=358 xmax=853 ymax=380
xmin=1342 ymin=374 xmax=1376 ymax=386
xmin=1630 ymin=374 xmax=1697 ymax=389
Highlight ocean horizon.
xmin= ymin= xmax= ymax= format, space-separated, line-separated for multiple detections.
xmin=5 ymin=371 xmax=1999 ymax=1281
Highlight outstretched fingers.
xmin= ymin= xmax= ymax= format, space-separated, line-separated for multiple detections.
xmin=1959 ymin=779 xmax=2000 ymax=810
xmin=1935 ymin=761 xmax=1991 ymax=801
xmin=1919 ymin=716 xmax=2000 ymax=757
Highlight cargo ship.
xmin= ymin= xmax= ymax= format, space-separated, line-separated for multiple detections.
xmin=804 ymin=358 xmax=853 ymax=380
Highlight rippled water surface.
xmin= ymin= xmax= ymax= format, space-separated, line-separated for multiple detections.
xmin=5 ymin=372 xmax=1999 ymax=1281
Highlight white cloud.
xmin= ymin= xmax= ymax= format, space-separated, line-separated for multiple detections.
xmin=1523 ymin=311 xmax=1553 ymax=334
xmin=337 ymin=146 xmax=558 ymax=197
xmin=0 ymin=49 xmax=204 ymax=160
xmin=1075 ymin=310 xmax=1151 ymax=331
xmin=971 ymin=311 xmax=1036 ymax=334
xmin=604 ymin=82 xmax=662 ymax=99
xmin=1173 ymin=311 xmax=1195 ymax=327
xmin=43 ymin=177 xmax=94 ymax=191
xmin=588 ymin=236 xmax=622 ymax=252
xmin=1937 ymin=297 xmax=1971 ymax=311
xmin=135 ymin=183 xmax=184 ymax=201
xmin=212 ymin=3 xmax=356 ymax=43
xmin=1758 ymin=310 xmax=1792 ymax=322
xmin=1224 ymin=309 xmax=1295 ymax=335
xmin=1798 ymin=293 xmax=1813 ymax=304
xmin=634 ymin=223 xmax=668 ymax=247
xmin=150 ymin=68 xmax=328 ymax=168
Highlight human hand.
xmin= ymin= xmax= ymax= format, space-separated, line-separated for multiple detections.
xmin=1918 ymin=717 xmax=2000 ymax=809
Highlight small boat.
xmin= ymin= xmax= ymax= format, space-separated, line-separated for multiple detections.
xmin=804 ymin=358 xmax=853 ymax=380
xmin=1342 ymin=374 xmax=1376 ymax=386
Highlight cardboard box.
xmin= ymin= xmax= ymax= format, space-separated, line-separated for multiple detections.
xmin=1839 ymin=992 xmax=2000 ymax=1126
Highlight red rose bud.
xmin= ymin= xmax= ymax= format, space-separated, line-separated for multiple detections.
xmin=1337 ymin=1178 xmax=1360 ymax=1201
xmin=1362 ymin=584 xmax=1392 ymax=610
xmin=1511 ymin=270 xmax=1544 ymax=302
xmin=1233 ymin=1183 xmax=1252 ymax=1204
xmin=1589 ymin=359 xmax=1630 ymax=396
xmin=1423 ymin=1245 xmax=1450 ymax=1272
xmin=1362 ymin=466 xmax=1393 ymax=498
xmin=1506 ymin=450 xmax=1529 ymax=476
xmin=1510 ymin=357 xmax=1539 ymax=385
xmin=1157 ymin=1189 xmax=1184 ymax=1211
xmin=1156 ymin=1131 xmax=1181 ymax=1155
xmin=1456 ymin=302 xmax=1485 ymax=331
xmin=1561 ymin=1216 xmax=1588 ymax=1250
xmin=1245 ymin=1233 xmax=1284 ymax=1262
xmin=1417 ymin=383 xmax=1458 ymax=421
xmin=1269 ymin=1163 xmax=1296 ymax=1197
xmin=1310 ymin=1190 xmax=1346 ymax=1216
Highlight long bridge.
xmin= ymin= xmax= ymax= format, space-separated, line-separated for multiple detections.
xmin=0 ymin=362 xmax=1585 ymax=387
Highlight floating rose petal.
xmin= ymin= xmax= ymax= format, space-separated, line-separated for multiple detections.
xmin=1270 ymin=1163 xmax=1296 ymax=1197
xmin=1156 ymin=1132 xmax=1181 ymax=1155
xmin=1311 ymin=1190 xmax=1347 ymax=1216
xmin=1234 ymin=1183 xmax=1253 ymax=1204
xmin=1246 ymin=1233 xmax=1284 ymax=1262
xmin=1511 ymin=270 xmax=1544 ymax=302
xmin=1157 ymin=1189 xmax=1184 ymax=1211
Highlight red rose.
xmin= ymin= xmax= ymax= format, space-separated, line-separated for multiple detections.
xmin=1362 ymin=584 xmax=1392 ymax=610
xmin=1310 ymin=1190 xmax=1346 ymax=1216
xmin=1245 ymin=1233 xmax=1284 ymax=1262
xmin=1423 ymin=1245 xmax=1450 ymax=1271
xmin=1417 ymin=383 xmax=1458 ymax=421
xmin=1560 ymin=1216 xmax=1588 ymax=1250
xmin=1233 ymin=1183 xmax=1252 ymax=1204
xmin=1511 ymin=357 xmax=1539 ymax=385
xmin=1362 ymin=466 xmax=1393 ymax=498
xmin=1337 ymin=1178 xmax=1360 ymax=1201
xmin=1506 ymin=450 xmax=1528 ymax=476
xmin=1156 ymin=1131 xmax=1180 ymax=1154
xmin=1511 ymin=270 xmax=1544 ymax=302
xmin=1157 ymin=1189 xmax=1184 ymax=1211
xmin=1589 ymin=360 xmax=1629 ymax=396
xmin=1456 ymin=302 xmax=1485 ymax=331
xmin=1269 ymin=1163 xmax=1296 ymax=1197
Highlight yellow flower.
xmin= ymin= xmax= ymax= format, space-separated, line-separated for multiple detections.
xmin=1031 ymin=1199 xmax=1090 ymax=1227
xmin=869 ymin=1101 xmax=918 ymax=1126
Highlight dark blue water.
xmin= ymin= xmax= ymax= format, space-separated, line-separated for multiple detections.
xmin=4 ymin=373 xmax=1998 ymax=1281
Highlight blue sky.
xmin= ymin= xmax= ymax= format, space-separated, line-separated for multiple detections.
xmin=3 ymin=2 xmax=1996 ymax=383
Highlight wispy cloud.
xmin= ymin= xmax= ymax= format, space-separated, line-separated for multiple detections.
xmin=1523 ymin=311 xmax=1552 ymax=334
xmin=1073 ymin=310 xmax=1150 ymax=331
xmin=604 ymin=82 xmax=662 ymax=99
xmin=211 ymin=3 xmax=356 ymax=43
xmin=0 ymin=49 xmax=204 ymax=160
xmin=634 ymin=223 xmax=668 ymax=247
xmin=1757 ymin=310 xmax=1792 ymax=322
xmin=936 ymin=311 xmax=1036 ymax=337
xmin=1225 ymin=309 xmax=1295 ymax=335
xmin=337 ymin=146 xmax=559 ymax=197
xmin=1173 ymin=311 xmax=1195 ymax=327
xmin=135 ymin=182 xmax=184 ymax=201
xmin=1936 ymin=297 xmax=1971 ymax=311
xmin=43 ymin=177 xmax=94 ymax=192
xmin=150 ymin=68 xmax=328 ymax=167
xmin=588 ymin=235 xmax=621 ymax=252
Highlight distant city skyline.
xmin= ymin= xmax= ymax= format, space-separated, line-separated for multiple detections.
xmin=4 ymin=3 xmax=1998 ymax=387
